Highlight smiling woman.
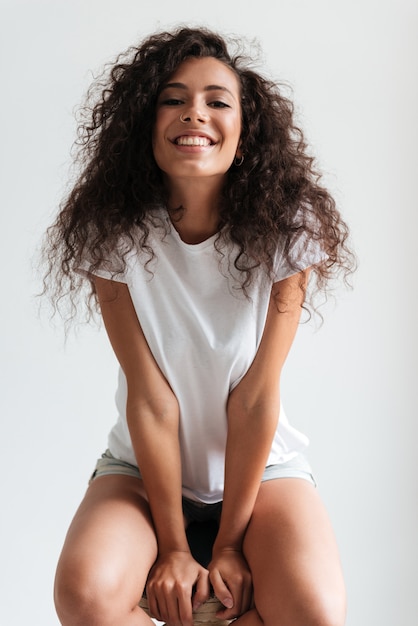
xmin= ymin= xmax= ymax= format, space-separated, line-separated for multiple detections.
xmin=41 ymin=25 xmax=354 ymax=626
xmin=152 ymin=57 xmax=243 ymax=241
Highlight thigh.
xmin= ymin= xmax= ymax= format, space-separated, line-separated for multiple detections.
xmin=242 ymin=478 xmax=346 ymax=626
xmin=55 ymin=474 xmax=158 ymax=614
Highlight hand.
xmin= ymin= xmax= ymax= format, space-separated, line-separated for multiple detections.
xmin=208 ymin=548 xmax=253 ymax=620
xmin=146 ymin=550 xmax=210 ymax=626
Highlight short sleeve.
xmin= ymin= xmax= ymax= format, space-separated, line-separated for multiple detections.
xmin=75 ymin=259 xmax=128 ymax=283
xmin=273 ymin=229 xmax=328 ymax=282
xmin=74 ymin=238 xmax=132 ymax=285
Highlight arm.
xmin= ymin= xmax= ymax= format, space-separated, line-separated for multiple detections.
xmin=209 ymin=270 xmax=309 ymax=618
xmin=94 ymin=277 xmax=209 ymax=625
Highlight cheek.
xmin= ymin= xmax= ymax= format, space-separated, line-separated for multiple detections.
xmin=228 ymin=113 xmax=242 ymax=140
xmin=227 ymin=121 xmax=242 ymax=151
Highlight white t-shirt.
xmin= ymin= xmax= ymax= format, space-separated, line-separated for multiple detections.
xmin=78 ymin=208 xmax=324 ymax=503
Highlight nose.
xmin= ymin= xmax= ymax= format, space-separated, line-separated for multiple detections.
xmin=180 ymin=104 xmax=208 ymax=124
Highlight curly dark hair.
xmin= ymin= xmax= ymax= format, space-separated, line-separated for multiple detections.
xmin=41 ymin=25 xmax=355 ymax=323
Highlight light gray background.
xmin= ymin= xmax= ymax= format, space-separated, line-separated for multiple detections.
xmin=1 ymin=1 xmax=417 ymax=624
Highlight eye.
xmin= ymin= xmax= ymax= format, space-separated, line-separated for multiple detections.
xmin=159 ymin=98 xmax=184 ymax=106
xmin=208 ymin=100 xmax=231 ymax=108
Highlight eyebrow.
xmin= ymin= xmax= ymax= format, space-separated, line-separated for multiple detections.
xmin=160 ymin=82 xmax=235 ymax=97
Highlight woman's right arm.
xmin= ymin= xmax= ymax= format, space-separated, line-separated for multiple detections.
xmin=94 ymin=277 xmax=209 ymax=625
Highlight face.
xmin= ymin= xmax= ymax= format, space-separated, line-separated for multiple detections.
xmin=152 ymin=56 xmax=242 ymax=187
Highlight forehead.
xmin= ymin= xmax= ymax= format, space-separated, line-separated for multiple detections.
xmin=164 ymin=56 xmax=241 ymax=94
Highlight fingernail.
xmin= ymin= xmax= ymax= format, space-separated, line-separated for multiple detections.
xmin=223 ymin=598 xmax=233 ymax=609
xmin=193 ymin=601 xmax=202 ymax=611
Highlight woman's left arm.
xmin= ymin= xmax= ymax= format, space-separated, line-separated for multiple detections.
xmin=209 ymin=270 xmax=310 ymax=618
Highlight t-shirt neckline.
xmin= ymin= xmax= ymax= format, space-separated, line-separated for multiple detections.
xmin=164 ymin=213 xmax=220 ymax=252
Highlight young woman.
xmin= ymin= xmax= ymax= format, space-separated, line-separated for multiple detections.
xmin=43 ymin=26 xmax=354 ymax=626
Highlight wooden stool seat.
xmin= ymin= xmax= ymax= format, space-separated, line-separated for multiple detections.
xmin=139 ymin=594 xmax=231 ymax=625
xmin=139 ymin=520 xmax=232 ymax=625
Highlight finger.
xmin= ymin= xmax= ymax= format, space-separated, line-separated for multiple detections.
xmin=216 ymin=584 xmax=240 ymax=620
xmin=215 ymin=573 xmax=250 ymax=619
xmin=209 ymin=569 xmax=234 ymax=610
xmin=146 ymin=588 xmax=163 ymax=622
xmin=228 ymin=572 xmax=252 ymax=616
xmin=177 ymin=586 xmax=194 ymax=626
xmin=192 ymin=569 xmax=210 ymax=611
xmin=165 ymin=591 xmax=183 ymax=626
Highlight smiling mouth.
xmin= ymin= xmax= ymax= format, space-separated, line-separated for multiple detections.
xmin=175 ymin=136 xmax=213 ymax=146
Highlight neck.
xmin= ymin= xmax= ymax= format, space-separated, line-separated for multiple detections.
xmin=165 ymin=176 xmax=224 ymax=244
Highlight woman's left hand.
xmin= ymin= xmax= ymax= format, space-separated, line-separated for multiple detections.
xmin=208 ymin=548 xmax=253 ymax=620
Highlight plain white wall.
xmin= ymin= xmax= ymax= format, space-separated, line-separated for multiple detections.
xmin=1 ymin=1 xmax=417 ymax=624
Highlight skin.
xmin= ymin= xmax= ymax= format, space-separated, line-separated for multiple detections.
xmin=54 ymin=56 xmax=346 ymax=626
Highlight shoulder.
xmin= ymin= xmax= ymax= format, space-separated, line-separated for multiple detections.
xmin=272 ymin=208 xmax=327 ymax=282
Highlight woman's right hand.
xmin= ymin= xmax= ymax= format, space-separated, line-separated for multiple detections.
xmin=146 ymin=550 xmax=210 ymax=626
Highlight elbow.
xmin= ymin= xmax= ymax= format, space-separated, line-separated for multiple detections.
xmin=227 ymin=391 xmax=281 ymax=429
xmin=126 ymin=393 xmax=179 ymax=428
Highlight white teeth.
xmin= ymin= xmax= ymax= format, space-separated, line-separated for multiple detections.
xmin=176 ymin=136 xmax=211 ymax=146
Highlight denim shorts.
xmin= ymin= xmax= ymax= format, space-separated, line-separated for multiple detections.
xmin=90 ymin=449 xmax=316 ymax=522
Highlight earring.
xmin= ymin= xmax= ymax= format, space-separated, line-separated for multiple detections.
xmin=179 ymin=113 xmax=188 ymax=123
xmin=234 ymin=154 xmax=244 ymax=167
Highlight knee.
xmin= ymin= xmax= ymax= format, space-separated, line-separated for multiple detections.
xmin=306 ymin=603 xmax=346 ymax=626
xmin=260 ymin=586 xmax=346 ymax=626
xmin=54 ymin=558 xmax=128 ymax=626
xmin=262 ymin=606 xmax=346 ymax=626
xmin=300 ymin=599 xmax=346 ymax=626
xmin=309 ymin=584 xmax=347 ymax=626
xmin=54 ymin=567 xmax=93 ymax=626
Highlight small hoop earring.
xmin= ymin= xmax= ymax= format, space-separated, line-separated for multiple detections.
xmin=234 ymin=154 xmax=244 ymax=167
xmin=179 ymin=113 xmax=188 ymax=123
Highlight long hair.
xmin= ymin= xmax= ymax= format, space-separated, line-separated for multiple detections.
xmin=41 ymin=25 xmax=355 ymax=323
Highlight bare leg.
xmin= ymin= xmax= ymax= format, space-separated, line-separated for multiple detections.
xmin=236 ymin=478 xmax=346 ymax=626
xmin=54 ymin=475 xmax=158 ymax=626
